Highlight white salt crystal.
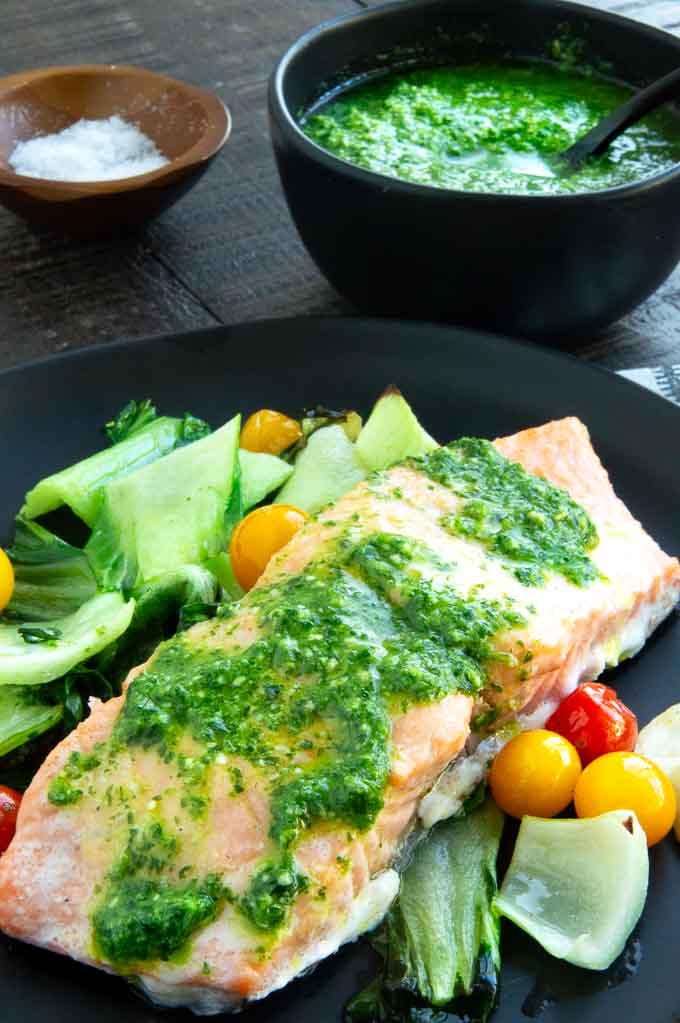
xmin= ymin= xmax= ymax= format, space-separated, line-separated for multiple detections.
xmin=8 ymin=115 xmax=169 ymax=182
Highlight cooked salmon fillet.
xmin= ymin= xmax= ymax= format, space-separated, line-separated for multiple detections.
xmin=0 ymin=417 xmax=678 ymax=1013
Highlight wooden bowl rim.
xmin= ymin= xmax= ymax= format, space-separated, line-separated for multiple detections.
xmin=0 ymin=63 xmax=231 ymax=194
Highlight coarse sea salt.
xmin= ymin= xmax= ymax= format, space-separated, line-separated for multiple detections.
xmin=8 ymin=115 xmax=169 ymax=182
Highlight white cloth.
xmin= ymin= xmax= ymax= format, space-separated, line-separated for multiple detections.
xmin=617 ymin=365 xmax=680 ymax=404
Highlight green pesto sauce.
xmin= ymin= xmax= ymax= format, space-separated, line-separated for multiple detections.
xmin=412 ymin=438 xmax=598 ymax=586
xmin=240 ymin=854 xmax=309 ymax=932
xmin=47 ymin=749 xmax=101 ymax=805
xmin=111 ymin=536 xmax=525 ymax=852
xmin=91 ymin=821 xmax=226 ymax=964
xmin=302 ymin=62 xmax=680 ymax=195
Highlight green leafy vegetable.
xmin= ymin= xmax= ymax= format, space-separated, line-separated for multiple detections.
xmin=104 ymin=399 xmax=159 ymax=444
xmin=22 ymin=416 xmax=189 ymax=527
xmin=0 ymin=591 xmax=135 ymax=687
xmin=0 ymin=402 xmax=238 ymax=771
xmin=0 ymin=686 xmax=63 ymax=757
xmin=85 ymin=416 xmax=241 ymax=593
xmin=3 ymin=518 xmax=97 ymax=622
xmin=239 ymin=449 xmax=293 ymax=510
xmin=276 ymin=424 xmax=367 ymax=514
xmin=104 ymin=399 xmax=211 ymax=449
xmin=179 ymin=412 xmax=212 ymax=447
xmin=347 ymin=798 xmax=503 ymax=1022
xmin=177 ymin=601 xmax=221 ymax=632
xmin=48 ymin=666 xmax=114 ymax=735
xmin=96 ymin=565 xmax=218 ymax=683
xmin=355 ymin=388 xmax=438 ymax=472
xmin=296 ymin=405 xmax=363 ymax=453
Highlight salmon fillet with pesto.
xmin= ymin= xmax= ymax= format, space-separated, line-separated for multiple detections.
xmin=0 ymin=417 xmax=678 ymax=1013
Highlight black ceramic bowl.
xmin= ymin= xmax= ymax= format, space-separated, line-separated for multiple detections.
xmin=269 ymin=0 xmax=680 ymax=341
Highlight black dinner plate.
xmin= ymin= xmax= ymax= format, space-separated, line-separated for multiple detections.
xmin=1 ymin=317 xmax=679 ymax=1023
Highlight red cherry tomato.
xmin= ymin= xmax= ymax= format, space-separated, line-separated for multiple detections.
xmin=546 ymin=682 xmax=638 ymax=767
xmin=0 ymin=785 xmax=22 ymax=854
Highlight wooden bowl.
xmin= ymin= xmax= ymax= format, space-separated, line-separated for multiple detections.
xmin=0 ymin=64 xmax=231 ymax=235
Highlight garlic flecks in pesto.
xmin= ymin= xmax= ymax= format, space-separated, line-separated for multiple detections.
xmin=302 ymin=63 xmax=680 ymax=195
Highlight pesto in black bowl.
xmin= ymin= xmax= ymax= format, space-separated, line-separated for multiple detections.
xmin=269 ymin=0 xmax=680 ymax=340
xmin=302 ymin=62 xmax=680 ymax=196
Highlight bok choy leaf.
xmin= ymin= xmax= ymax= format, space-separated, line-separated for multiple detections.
xmin=3 ymin=518 xmax=97 ymax=622
xmin=239 ymin=449 xmax=293 ymax=510
xmin=85 ymin=416 xmax=241 ymax=593
xmin=103 ymin=399 xmax=160 ymax=444
xmin=0 ymin=685 xmax=63 ymax=757
xmin=0 ymin=592 xmax=135 ymax=687
xmin=22 ymin=416 xmax=189 ymax=527
xmin=95 ymin=565 xmax=218 ymax=683
xmin=0 ymin=517 xmax=134 ymax=688
xmin=347 ymin=797 xmax=503 ymax=1023
xmin=21 ymin=398 xmax=210 ymax=529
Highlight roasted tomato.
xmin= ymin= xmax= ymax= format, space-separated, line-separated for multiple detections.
xmin=489 ymin=729 xmax=582 ymax=819
xmin=0 ymin=547 xmax=14 ymax=613
xmin=0 ymin=786 xmax=22 ymax=854
xmin=574 ymin=751 xmax=676 ymax=846
xmin=546 ymin=682 xmax=638 ymax=766
xmin=230 ymin=504 xmax=307 ymax=591
xmin=240 ymin=410 xmax=302 ymax=456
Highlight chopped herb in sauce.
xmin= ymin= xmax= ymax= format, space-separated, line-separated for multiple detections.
xmin=228 ymin=765 xmax=245 ymax=796
xmin=240 ymin=854 xmax=309 ymax=932
xmin=412 ymin=439 xmax=598 ymax=586
xmin=47 ymin=748 xmax=101 ymax=805
xmin=92 ymin=821 xmax=229 ymax=964
xmin=302 ymin=63 xmax=680 ymax=196
xmin=92 ymin=873 xmax=226 ymax=965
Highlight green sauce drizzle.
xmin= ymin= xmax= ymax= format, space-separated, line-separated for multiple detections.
xmin=48 ymin=749 xmax=101 ymax=806
xmin=91 ymin=821 xmax=228 ymax=965
xmin=412 ymin=439 xmax=598 ymax=587
xmin=93 ymin=875 xmax=226 ymax=965
xmin=239 ymin=855 xmax=310 ymax=932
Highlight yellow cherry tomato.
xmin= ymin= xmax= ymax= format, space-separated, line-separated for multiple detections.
xmin=489 ymin=729 xmax=582 ymax=819
xmin=230 ymin=504 xmax=307 ymax=591
xmin=240 ymin=409 xmax=302 ymax=456
xmin=0 ymin=548 xmax=14 ymax=613
xmin=574 ymin=751 xmax=676 ymax=847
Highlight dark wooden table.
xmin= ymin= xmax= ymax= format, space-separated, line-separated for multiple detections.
xmin=1 ymin=0 xmax=679 ymax=373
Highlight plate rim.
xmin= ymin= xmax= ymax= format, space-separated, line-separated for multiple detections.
xmin=1 ymin=315 xmax=678 ymax=424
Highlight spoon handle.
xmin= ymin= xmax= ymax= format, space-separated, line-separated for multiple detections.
xmin=562 ymin=66 xmax=680 ymax=169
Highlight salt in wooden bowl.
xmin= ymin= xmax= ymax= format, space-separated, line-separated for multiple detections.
xmin=0 ymin=64 xmax=231 ymax=236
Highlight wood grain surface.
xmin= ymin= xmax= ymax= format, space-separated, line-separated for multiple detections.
xmin=1 ymin=0 xmax=679 ymax=372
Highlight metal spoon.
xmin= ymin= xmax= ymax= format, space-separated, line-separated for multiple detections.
xmin=558 ymin=66 xmax=680 ymax=173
